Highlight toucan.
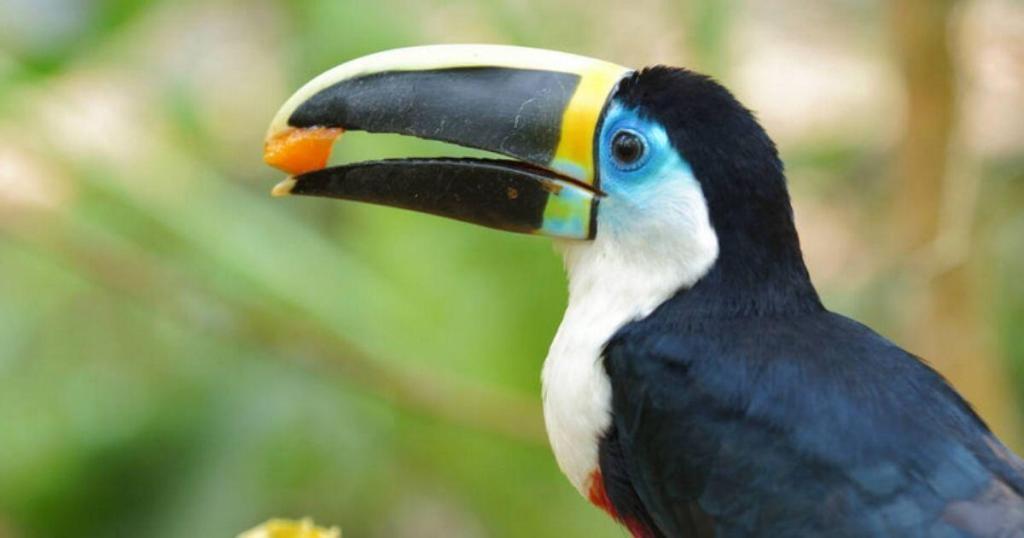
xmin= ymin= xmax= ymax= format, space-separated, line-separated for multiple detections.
xmin=263 ymin=45 xmax=1024 ymax=537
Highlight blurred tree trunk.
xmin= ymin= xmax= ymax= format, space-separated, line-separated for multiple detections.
xmin=889 ymin=0 xmax=1021 ymax=448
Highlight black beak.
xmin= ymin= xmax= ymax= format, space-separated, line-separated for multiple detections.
xmin=264 ymin=45 xmax=630 ymax=239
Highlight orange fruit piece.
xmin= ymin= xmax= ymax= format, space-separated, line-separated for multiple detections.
xmin=264 ymin=127 xmax=343 ymax=176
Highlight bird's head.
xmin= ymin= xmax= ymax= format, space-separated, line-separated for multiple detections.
xmin=265 ymin=45 xmax=816 ymax=313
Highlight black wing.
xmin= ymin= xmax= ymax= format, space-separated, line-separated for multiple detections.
xmin=603 ymin=310 xmax=1024 ymax=537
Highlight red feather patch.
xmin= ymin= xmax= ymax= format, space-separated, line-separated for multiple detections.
xmin=587 ymin=470 xmax=655 ymax=538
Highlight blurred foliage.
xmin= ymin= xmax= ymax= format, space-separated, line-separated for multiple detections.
xmin=0 ymin=0 xmax=1022 ymax=537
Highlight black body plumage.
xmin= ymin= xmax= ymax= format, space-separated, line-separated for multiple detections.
xmin=596 ymin=68 xmax=1024 ymax=537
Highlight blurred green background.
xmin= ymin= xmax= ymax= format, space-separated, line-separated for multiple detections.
xmin=0 ymin=0 xmax=1022 ymax=536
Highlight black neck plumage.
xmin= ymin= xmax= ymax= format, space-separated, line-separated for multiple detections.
xmin=664 ymin=177 xmax=822 ymax=321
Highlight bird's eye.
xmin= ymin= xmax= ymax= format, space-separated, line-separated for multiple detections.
xmin=611 ymin=130 xmax=646 ymax=169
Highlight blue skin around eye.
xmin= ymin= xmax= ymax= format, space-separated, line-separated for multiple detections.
xmin=599 ymin=102 xmax=692 ymax=191
xmin=598 ymin=101 xmax=698 ymax=229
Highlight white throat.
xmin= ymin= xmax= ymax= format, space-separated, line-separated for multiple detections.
xmin=540 ymin=169 xmax=719 ymax=495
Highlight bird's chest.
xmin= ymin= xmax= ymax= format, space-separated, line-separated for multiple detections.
xmin=542 ymin=234 xmax=712 ymax=498
xmin=541 ymin=287 xmax=638 ymax=495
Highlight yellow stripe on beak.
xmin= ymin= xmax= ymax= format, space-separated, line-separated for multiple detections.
xmin=551 ymin=64 xmax=630 ymax=187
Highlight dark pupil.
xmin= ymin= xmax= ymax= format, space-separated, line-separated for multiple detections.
xmin=612 ymin=131 xmax=643 ymax=164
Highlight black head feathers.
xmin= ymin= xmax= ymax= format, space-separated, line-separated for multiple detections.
xmin=615 ymin=67 xmax=820 ymax=316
